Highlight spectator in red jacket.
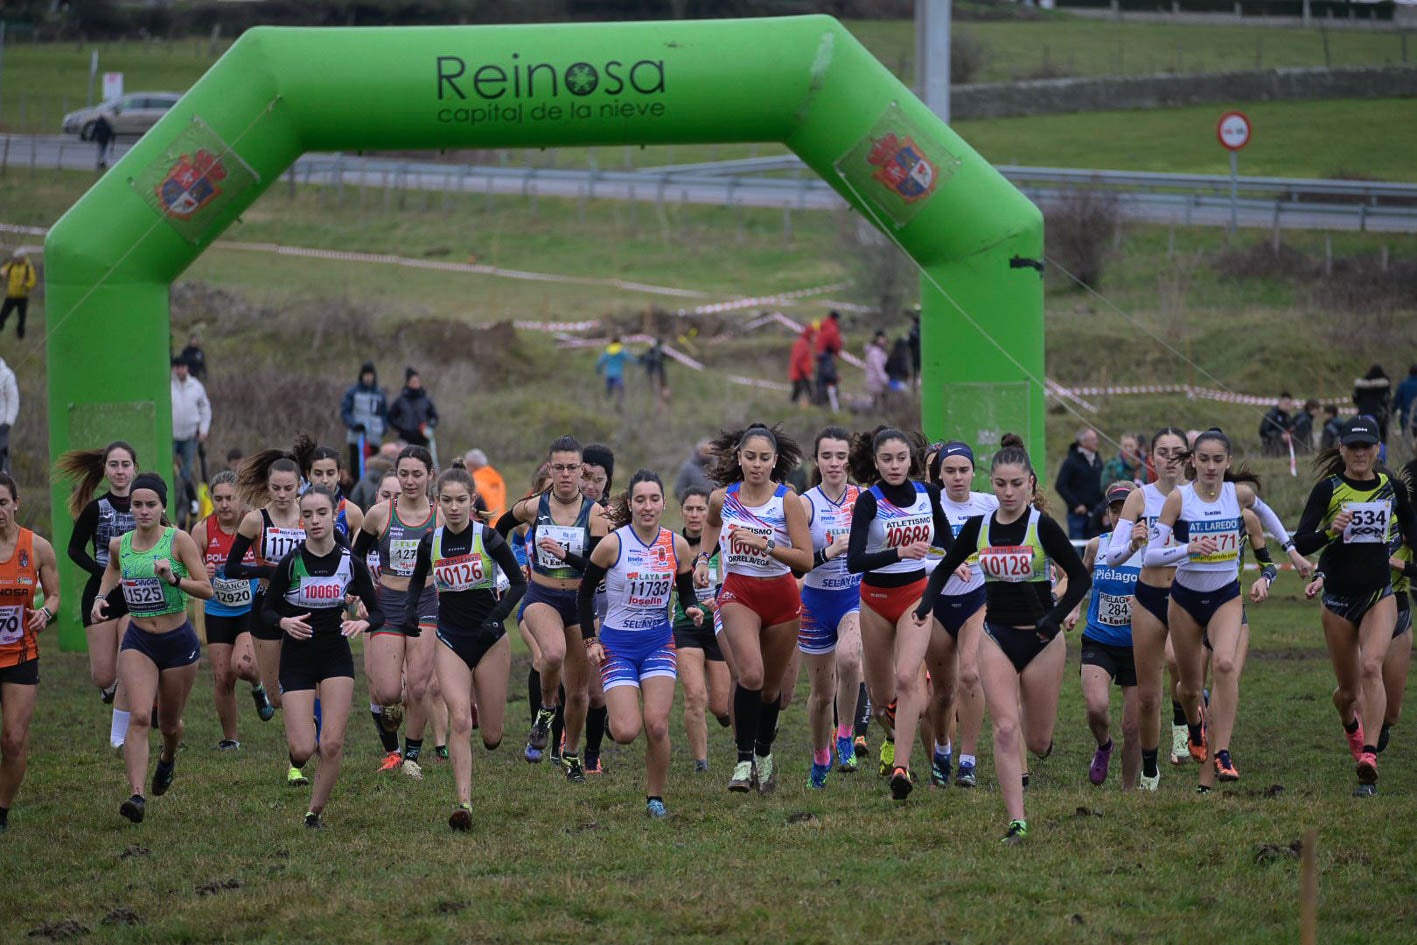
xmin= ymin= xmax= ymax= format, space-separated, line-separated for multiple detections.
xmin=789 ymin=324 xmax=816 ymax=406
xmin=814 ymin=310 xmax=843 ymax=411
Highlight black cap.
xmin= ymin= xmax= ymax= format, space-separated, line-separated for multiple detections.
xmin=1340 ymin=416 xmax=1380 ymax=446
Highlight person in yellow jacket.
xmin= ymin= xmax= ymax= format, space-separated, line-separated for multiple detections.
xmin=1 ymin=251 xmax=37 ymax=340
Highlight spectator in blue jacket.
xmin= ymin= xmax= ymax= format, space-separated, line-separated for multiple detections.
xmin=596 ymin=336 xmax=629 ymax=410
xmin=1395 ymin=363 xmax=1417 ymax=442
xmin=341 ymin=361 xmax=388 ymax=473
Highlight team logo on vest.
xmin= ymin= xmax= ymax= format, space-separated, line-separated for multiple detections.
xmin=17 ymin=550 xmax=27 ymax=569
xmin=157 ymin=148 xmax=227 ymax=220
xmin=868 ymin=133 xmax=938 ymax=203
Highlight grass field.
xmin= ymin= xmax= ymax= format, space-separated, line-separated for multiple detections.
xmin=2 ymin=599 xmax=1415 ymax=944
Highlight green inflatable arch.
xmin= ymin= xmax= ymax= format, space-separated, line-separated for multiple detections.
xmin=45 ymin=15 xmax=1043 ymax=649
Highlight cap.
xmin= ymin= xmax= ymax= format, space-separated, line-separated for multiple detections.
xmin=1339 ymin=416 xmax=1380 ymax=446
xmin=1106 ymin=484 xmax=1134 ymax=505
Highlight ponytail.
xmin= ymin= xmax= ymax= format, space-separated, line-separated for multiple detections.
xmin=56 ymin=441 xmax=137 ymax=519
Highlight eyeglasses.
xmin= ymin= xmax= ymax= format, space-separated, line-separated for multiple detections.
xmin=550 ymin=464 xmax=581 ymax=474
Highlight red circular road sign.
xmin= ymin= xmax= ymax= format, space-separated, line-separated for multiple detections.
xmin=1217 ymin=111 xmax=1252 ymax=151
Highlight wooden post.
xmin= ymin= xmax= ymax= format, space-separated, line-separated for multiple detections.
xmin=1324 ymin=235 xmax=1333 ymax=276
xmin=1300 ymin=828 xmax=1318 ymax=945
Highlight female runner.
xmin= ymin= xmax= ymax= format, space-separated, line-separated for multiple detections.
xmin=797 ymin=427 xmax=862 ymax=787
xmin=262 ymin=486 xmax=383 ymax=828
xmin=495 ymin=436 xmax=608 ymax=783
xmin=192 ymin=469 xmax=273 ymax=749
xmin=847 ymin=427 xmax=951 ymax=800
xmin=351 ymin=445 xmax=442 ymax=778
xmin=694 ymin=424 xmax=811 ymax=795
xmin=58 ymin=441 xmax=137 ymax=747
xmin=1378 ymin=471 xmax=1415 ymax=756
xmin=582 ymin=469 xmax=704 ymax=817
xmin=403 ymin=460 xmax=525 ymax=830
xmin=1294 ymin=417 xmax=1417 ymax=796
xmin=365 ymin=471 xmax=405 ymax=768
xmin=0 ymin=474 xmax=62 ymax=833
xmin=575 ymin=444 xmax=615 ymax=774
xmin=673 ymin=486 xmax=728 ymax=773
xmin=303 ymin=444 xmax=364 ymax=540
xmin=92 ymin=473 xmax=213 ymax=823
xmin=923 ymin=441 xmax=997 ymax=788
xmin=913 ymin=434 xmax=1090 ymax=843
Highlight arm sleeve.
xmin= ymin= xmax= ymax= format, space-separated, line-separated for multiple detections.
xmin=1250 ymin=496 xmax=1293 ymax=547
xmin=560 ymin=535 xmax=600 ymax=573
xmin=484 ymin=530 xmax=527 ymax=625
xmin=846 ymin=491 xmax=899 ymax=574
xmin=350 ymin=526 xmax=376 ymax=558
xmin=403 ymin=533 xmax=434 ymax=631
xmin=1039 ymin=516 xmax=1091 ymax=625
xmin=68 ymin=502 xmax=104 ymax=577
xmin=225 ymin=531 xmax=273 ymax=580
xmin=913 ymin=517 xmax=984 ymax=620
xmin=1293 ymin=479 xmax=1337 ymax=556
xmin=675 ymin=568 xmax=700 ymax=614
xmin=577 ymin=561 xmax=608 ymax=640
xmin=350 ymin=558 xmax=385 ymax=633
xmin=1101 ymin=520 xmax=1139 ymax=567
xmin=927 ymin=485 xmax=954 ymax=555
xmin=261 ymin=556 xmax=293 ymax=627
xmin=494 ymin=508 xmax=521 ymax=540
xmin=1143 ymin=522 xmax=1189 ymax=568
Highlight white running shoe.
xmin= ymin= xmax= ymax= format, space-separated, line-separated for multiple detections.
xmin=728 ymin=760 xmax=754 ymax=793
xmin=1169 ymin=725 xmax=1190 ymax=766
xmin=402 ymin=758 xmax=424 ymax=780
xmin=1139 ymin=770 xmax=1160 ymax=792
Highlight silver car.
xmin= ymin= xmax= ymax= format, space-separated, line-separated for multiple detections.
xmin=62 ymin=92 xmax=182 ymax=140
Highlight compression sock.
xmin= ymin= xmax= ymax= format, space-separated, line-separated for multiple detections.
xmin=837 ymin=723 xmax=853 ymax=740
xmin=733 ymin=685 xmax=761 ymax=762
xmin=585 ymin=705 xmax=608 ymax=756
xmin=371 ymin=706 xmax=399 ymax=753
xmin=755 ymin=695 xmax=782 ymax=757
xmin=813 ymin=747 xmax=831 ymax=765
xmin=1142 ymin=749 xmax=1160 ymax=778
xmin=1172 ymin=701 xmax=1187 ymax=727
xmin=110 ymin=708 xmax=130 ymax=748
xmin=528 ymin=669 xmax=542 ymax=721
xmin=854 ymin=683 xmax=871 ymax=738
xmin=959 ymin=753 xmax=977 ymax=769
xmin=1344 ymin=717 xmax=1361 ymax=734
xmin=404 ymin=738 xmax=423 ymax=763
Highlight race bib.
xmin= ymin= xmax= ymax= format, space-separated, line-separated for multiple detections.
xmin=291 ymin=576 xmax=347 ymax=609
xmin=1188 ymin=519 xmax=1239 ymax=564
xmin=626 ymin=571 xmax=673 ymax=610
xmin=434 ymin=553 xmax=492 ymax=592
xmin=726 ymin=525 xmax=772 ymax=567
xmin=694 ymin=558 xmax=718 ymax=605
xmin=536 ymin=524 xmax=585 ymax=570
xmin=264 ymin=527 xmax=304 ymax=562
xmin=0 ymin=605 xmax=24 ymax=645
xmin=367 ymin=552 xmax=382 ymax=582
xmin=883 ymin=515 xmax=932 ymax=549
xmin=978 ymin=546 xmax=1036 ymax=583
xmin=212 ymin=577 xmax=253 ymax=609
xmin=1097 ymin=593 xmax=1131 ymax=627
xmin=122 ymin=578 xmax=166 ymax=611
xmin=388 ymin=539 xmax=420 ymax=577
xmin=1343 ymin=501 xmax=1390 ymax=545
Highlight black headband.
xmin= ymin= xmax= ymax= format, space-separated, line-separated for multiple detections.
xmin=130 ymin=473 xmax=168 ymax=506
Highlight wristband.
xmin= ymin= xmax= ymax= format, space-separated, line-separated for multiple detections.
xmin=1312 ymin=571 xmax=1326 ymax=582
xmin=812 ymin=548 xmax=828 ymax=569
xmin=42 ymin=607 xmax=56 ymax=625
xmin=169 ymin=574 xmax=182 ymax=588
xmin=1262 ymin=565 xmax=1279 ymax=584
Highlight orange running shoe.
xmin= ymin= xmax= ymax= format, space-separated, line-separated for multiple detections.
xmin=377 ymin=750 xmax=402 ymax=773
xmin=1344 ymin=716 xmax=1366 ymax=763
xmin=1187 ymin=711 xmax=1207 ymax=764
xmin=1356 ymin=751 xmax=1378 ymax=785
xmin=1214 ymin=750 xmax=1239 ymax=782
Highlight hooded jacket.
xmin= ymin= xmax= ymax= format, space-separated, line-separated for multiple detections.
xmin=388 ymin=384 xmax=439 ymax=446
xmin=341 ymin=364 xmax=388 ymax=444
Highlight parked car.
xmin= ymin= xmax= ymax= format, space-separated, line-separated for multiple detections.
xmin=62 ymin=92 xmax=182 ymax=140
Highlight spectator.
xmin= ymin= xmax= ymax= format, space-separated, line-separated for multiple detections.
xmin=464 ymin=448 xmax=508 ymax=520
xmin=674 ymin=439 xmax=714 ymax=502
xmin=340 ymin=361 xmax=388 ymax=473
xmin=864 ymin=330 xmax=889 ymax=406
xmin=1258 ymin=392 xmax=1296 ymax=457
xmin=1055 ymin=427 xmax=1104 ymax=540
xmin=596 ymin=335 xmax=629 ymax=410
xmin=226 ymin=448 xmax=245 ymax=473
xmin=0 ymin=250 xmax=37 ymax=341
xmin=1353 ymin=364 xmax=1392 ymax=443
xmin=640 ymin=337 xmax=669 ymax=400
xmin=1319 ymin=405 xmax=1343 ymax=451
xmin=171 ymin=354 xmax=211 ymax=488
xmin=1292 ymin=399 xmax=1318 ymax=453
xmin=178 ymin=332 xmax=208 ymax=382
xmin=1101 ymin=432 xmax=1143 ymax=487
xmin=93 ymin=110 xmax=115 ymax=169
xmin=789 ymin=324 xmax=816 ymax=406
xmin=387 ymin=366 xmax=439 ymax=447
xmin=815 ymin=310 xmax=843 ymax=411
xmin=0 ymin=356 xmax=17 ymax=473
xmin=906 ymin=308 xmax=921 ymax=385
xmin=885 ymin=336 xmax=912 ymax=390
xmin=348 ymin=451 xmax=396 ymax=512
xmin=1133 ymin=431 xmax=1155 ymax=483
xmin=1393 ymin=364 xmax=1417 ymax=442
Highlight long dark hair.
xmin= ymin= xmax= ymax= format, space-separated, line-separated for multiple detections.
xmin=603 ymin=469 xmax=664 ymax=531
xmin=706 ymin=423 xmax=801 ymax=486
xmin=810 ymin=425 xmax=853 ymax=488
xmin=397 ymin=444 xmax=435 ymax=476
xmin=0 ymin=471 xmax=17 ymax=503
xmin=56 ymin=441 xmax=138 ymax=518
xmin=236 ymin=437 xmax=309 ymax=507
xmin=847 ymin=426 xmax=926 ymax=486
xmin=301 ymin=442 xmax=343 ymax=478
xmin=991 ymin=432 xmax=1048 ymax=513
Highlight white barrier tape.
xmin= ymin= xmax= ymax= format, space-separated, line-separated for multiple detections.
xmin=1053 ymin=382 xmax=1357 ymax=410
xmin=682 ymin=282 xmax=850 ymax=316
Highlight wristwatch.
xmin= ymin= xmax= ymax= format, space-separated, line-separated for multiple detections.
xmin=41 ymin=607 xmax=56 ymax=625
xmin=764 ymin=538 xmax=776 ymax=555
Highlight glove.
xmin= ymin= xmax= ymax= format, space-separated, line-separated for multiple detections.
xmin=481 ymin=618 xmax=504 ymax=637
xmin=403 ymin=622 xmax=421 ymax=638
xmin=1034 ymin=613 xmax=1062 ymax=642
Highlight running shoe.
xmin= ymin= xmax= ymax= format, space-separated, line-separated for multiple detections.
xmin=1138 ymin=770 xmax=1160 ymax=792
xmin=563 ymin=754 xmax=586 ymax=784
xmin=808 ymin=761 xmax=831 ymax=790
xmin=1352 ymin=783 xmax=1378 ymax=798
xmin=528 ymin=707 xmax=555 ymax=751
xmin=119 ymin=794 xmax=145 ymax=824
xmin=449 ymin=804 xmax=473 ymax=832
xmin=955 ymin=760 xmax=977 ymax=788
xmin=583 ymin=752 xmax=603 ymax=775
xmin=524 ymin=744 xmax=544 ymax=764
xmin=1214 ymin=750 xmax=1239 ymax=782
xmin=216 ymin=739 xmax=241 ymax=751
xmin=377 ymin=750 xmax=402 ymax=773
xmin=1088 ymin=741 xmax=1114 ymax=786
xmin=304 ymin=811 xmax=323 ymax=829
xmin=728 ymin=760 xmax=754 ymax=793
xmin=402 ymin=759 xmax=424 ymax=781
xmin=1001 ymin=820 xmax=1028 ymax=845
xmin=151 ymin=756 xmax=176 ymax=797
xmin=287 ymin=766 xmax=309 ymax=787
xmin=1356 ymin=751 xmax=1378 ymax=785
xmin=693 ymin=759 xmax=709 ymax=774
xmin=252 ymin=687 xmax=275 ymax=722
xmin=854 ymin=735 xmax=868 ymax=758
xmin=878 ymin=739 xmax=895 ymax=777
xmin=1169 ymin=724 xmax=1190 ymax=765
xmin=930 ymin=750 xmax=951 ymax=788
xmin=1021 ymin=772 xmax=1030 ymax=791
xmin=1188 ymin=712 xmax=1208 ymax=764
xmin=836 ymin=735 xmax=858 ymax=773
xmin=755 ymin=753 xmax=777 ymax=795
xmin=646 ymin=798 xmax=668 ymax=819
xmin=1377 ymin=723 xmax=1392 ymax=755
xmin=101 ymin=683 xmax=118 ymax=705
xmin=890 ymin=766 xmax=913 ymax=801
xmin=1344 ymin=717 xmax=1366 ymax=762
xmin=1196 ymin=784 xmax=1212 ymax=795
xmin=434 ymin=745 xmax=450 ymax=762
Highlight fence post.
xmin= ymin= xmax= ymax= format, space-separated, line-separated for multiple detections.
xmin=1 ymin=137 xmax=9 ymax=177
